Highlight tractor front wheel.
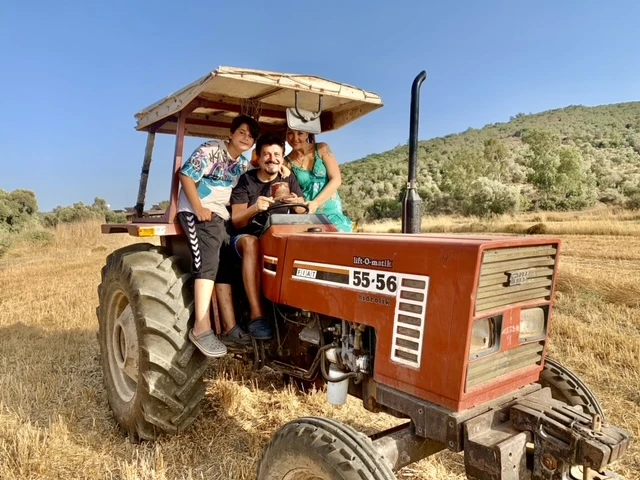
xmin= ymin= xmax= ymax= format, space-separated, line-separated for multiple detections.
xmin=257 ymin=416 xmax=396 ymax=480
xmin=96 ymin=243 xmax=208 ymax=441
xmin=538 ymin=357 xmax=605 ymax=420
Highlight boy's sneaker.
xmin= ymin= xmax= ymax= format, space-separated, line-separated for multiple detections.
xmin=188 ymin=329 xmax=227 ymax=358
xmin=220 ymin=325 xmax=252 ymax=346
xmin=247 ymin=317 xmax=273 ymax=340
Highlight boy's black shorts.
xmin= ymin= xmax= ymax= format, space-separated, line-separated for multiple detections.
xmin=177 ymin=211 xmax=235 ymax=283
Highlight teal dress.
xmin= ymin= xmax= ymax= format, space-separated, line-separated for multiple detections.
xmin=287 ymin=144 xmax=353 ymax=232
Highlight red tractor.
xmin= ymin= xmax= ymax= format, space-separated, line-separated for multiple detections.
xmin=97 ymin=67 xmax=630 ymax=479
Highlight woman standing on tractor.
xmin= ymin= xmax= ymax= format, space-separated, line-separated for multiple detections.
xmin=284 ymin=130 xmax=353 ymax=232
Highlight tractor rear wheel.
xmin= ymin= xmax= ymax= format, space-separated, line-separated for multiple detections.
xmin=96 ymin=243 xmax=208 ymax=441
xmin=257 ymin=416 xmax=396 ymax=480
xmin=538 ymin=357 xmax=605 ymax=420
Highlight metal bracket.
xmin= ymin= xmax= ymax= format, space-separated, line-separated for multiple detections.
xmin=294 ymin=90 xmax=323 ymax=120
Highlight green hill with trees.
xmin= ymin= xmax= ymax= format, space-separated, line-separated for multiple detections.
xmin=339 ymin=101 xmax=640 ymax=222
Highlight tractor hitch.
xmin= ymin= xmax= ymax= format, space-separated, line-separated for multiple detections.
xmin=463 ymin=387 xmax=630 ymax=480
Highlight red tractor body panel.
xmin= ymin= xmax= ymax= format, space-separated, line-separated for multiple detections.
xmin=260 ymin=223 xmax=561 ymax=412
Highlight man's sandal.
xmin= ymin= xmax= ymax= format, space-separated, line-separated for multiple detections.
xmin=220 ymin=325 xmax=252 ymax=346
xmin=247 ymin=317 xmax=273 ymax=340
xmin=188 ymin=329 xmax=227 ymax=357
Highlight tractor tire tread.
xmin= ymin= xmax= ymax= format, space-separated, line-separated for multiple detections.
xmin=257 ymin=416 xmax=395 ymax=480
xmin=96 ymin=242 xmax=206 ymax=442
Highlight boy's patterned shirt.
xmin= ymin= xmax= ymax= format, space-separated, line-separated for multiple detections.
xmin=177 ymin=140 xmax=249 ymax=221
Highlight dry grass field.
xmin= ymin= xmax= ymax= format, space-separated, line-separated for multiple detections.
xmin=1 ymin=211 xmax=639 ymax=479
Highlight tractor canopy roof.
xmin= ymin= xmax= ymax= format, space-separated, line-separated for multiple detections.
xmin=134 ymin=66 xmax=383 ymax=139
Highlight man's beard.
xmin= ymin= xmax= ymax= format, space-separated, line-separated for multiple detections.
xmin=263 ymin=162 xmax=279 ymax=174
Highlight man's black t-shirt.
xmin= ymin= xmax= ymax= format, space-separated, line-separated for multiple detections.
xmin=230 ymin=169 xmax=305 ymax=236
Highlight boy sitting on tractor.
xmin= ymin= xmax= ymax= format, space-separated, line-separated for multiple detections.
xmin=177 ymin=115 xmax=261 ymax=358
xmin=215 ymin=133 xmax=307 ymax=345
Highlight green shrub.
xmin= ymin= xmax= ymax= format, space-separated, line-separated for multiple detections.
xmin=365 ymin=198 xmax=402 ymax=221
xmin=51 ymin=203 xmax=104 ymax=224
xmin=105 ymin=211 xmax=127 ymax=223
xmin=19 ymin=230 xmax=55 ymax=247
xmin=598 ymin=188 xmax=626 ymax=206
xmin=463 ymin=178 xmax=521 ymax=217
xmin=44 ymin=198 xmax=126 ymax=225
xmin=626 ymin=192 xmax=640 ymax=210
xmin=0 ymin=189 xmax=39 ymax=233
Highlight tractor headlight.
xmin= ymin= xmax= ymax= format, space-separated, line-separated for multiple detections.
xmin=520 ymin=307 xmax=546 ymax=342
xmin=469 ymin=316 xmax=498 ymax=358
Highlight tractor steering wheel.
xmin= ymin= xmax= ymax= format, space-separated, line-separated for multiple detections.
xmin=248 ymin=202 xmax=310 ymax=233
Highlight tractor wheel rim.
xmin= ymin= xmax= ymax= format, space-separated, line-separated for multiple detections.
xmin=107 ymin=290 xmax=139 ymax=403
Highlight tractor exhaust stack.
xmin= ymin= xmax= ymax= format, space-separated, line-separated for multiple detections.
xmin=402 ymin=70 xmax=427 ymax=234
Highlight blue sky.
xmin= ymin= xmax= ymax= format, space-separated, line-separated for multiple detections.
xmin=1 ymin=0 xmax=639 ymax=211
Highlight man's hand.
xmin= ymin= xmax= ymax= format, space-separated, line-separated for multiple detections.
xmin=195 ymin=205 xmax=213 ymax=221
xmin=279 ymin=192 xmax=300 ymax=204
xmin=255 ymin=196 xmax=274 ymax=212
xmin=280 ymin=193 xmax=308 ymax=214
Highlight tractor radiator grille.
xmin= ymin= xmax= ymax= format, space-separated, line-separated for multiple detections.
xmin=390 ymin=275 xmax=430 ymax=369
xmin=466 ymin=341 xmax=544 ymax=390
xmin=475 ymin=245 xmax=558 ymax=316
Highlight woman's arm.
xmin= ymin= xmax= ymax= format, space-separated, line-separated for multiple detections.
xmin=308 ymin=142 xmax=342 ymax=213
